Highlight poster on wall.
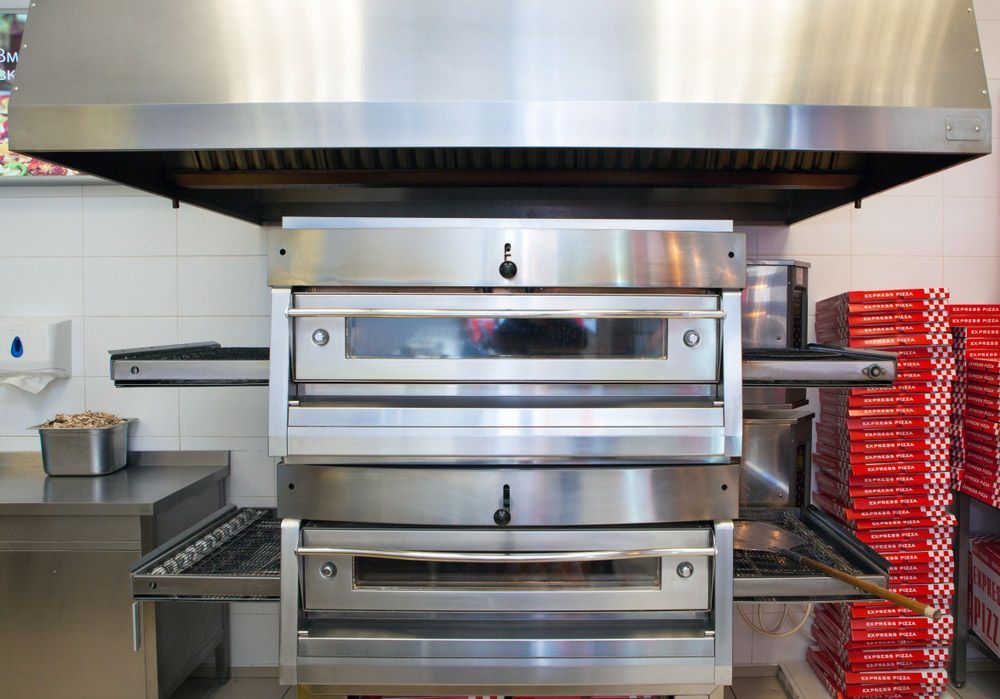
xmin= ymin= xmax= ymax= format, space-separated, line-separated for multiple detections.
xmin=1 ymin=12 xmax=75 ymax=176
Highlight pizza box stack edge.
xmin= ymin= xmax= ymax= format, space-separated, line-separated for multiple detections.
xmin=811 ymin=288 xmax=955 ymax=698
xmin=948 ymin=304 xmax=1000 ymax=506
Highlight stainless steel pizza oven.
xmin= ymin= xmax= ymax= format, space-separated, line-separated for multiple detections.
xmin=268 ymin=219 xmax=743 ymax=695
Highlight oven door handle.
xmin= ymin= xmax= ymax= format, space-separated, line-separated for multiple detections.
xmin=286 ymin=308 xmax=725 ymax=320
xmin=294 ymin=546 xmax=716 ymax=562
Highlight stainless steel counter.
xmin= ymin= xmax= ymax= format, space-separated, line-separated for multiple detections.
xmin=0 ymin=450 xmax=232 ymax=698
xmin=0 ymin=450 xmax=229 ymax=516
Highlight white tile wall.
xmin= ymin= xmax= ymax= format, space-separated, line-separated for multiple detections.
xmin=83 ymin=196 xmax=178 ymax=257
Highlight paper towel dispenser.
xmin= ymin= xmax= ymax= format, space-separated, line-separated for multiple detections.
xmin=0 ymin=318 xmax=72 ymax=393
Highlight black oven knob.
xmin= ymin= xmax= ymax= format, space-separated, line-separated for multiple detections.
xmin=499 ymin=260 xmax=517 ymax=279
xmin=493 ymin=508 xmax=511 ymax=526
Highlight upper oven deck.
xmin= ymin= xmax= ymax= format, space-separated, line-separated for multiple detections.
xmin=268 ymin=219 xmax=745 ymax=291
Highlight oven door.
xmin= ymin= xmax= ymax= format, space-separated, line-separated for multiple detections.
xmin=290 ymin=293 xmax=722 ymax=384
xmin=297 ymin=527 xmax=714 ymax=613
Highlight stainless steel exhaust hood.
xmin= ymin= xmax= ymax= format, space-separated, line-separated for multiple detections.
xmin=9 ymin=0 xmax=992 ymax=224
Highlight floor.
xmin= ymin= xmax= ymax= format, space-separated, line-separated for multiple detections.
xmin=171 ymin=672 xmax=1000 ymax=699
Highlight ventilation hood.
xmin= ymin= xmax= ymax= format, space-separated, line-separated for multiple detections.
xmin=9 ymin=0 xmax=992 ymax=225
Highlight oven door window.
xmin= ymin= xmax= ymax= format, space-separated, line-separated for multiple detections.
xmin=353 ymin=557 xmax=661 ymax=590
xmin=346 ymin=317 xmax=668 ymax=359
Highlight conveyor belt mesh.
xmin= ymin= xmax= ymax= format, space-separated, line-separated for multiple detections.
xmin=734 ymin=510 xmax=864 ymax=578
xmin=149 ymin=508 xmax=280 ymax=578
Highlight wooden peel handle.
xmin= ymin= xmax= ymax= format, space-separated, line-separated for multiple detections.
xmin=800 ymin=555 xmax=943 ymax=620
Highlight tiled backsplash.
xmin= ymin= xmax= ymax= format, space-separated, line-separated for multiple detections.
xmin=1 ymin=4 xmax=998 ymax=672
xmin=0 ymin=186 xmax=279 ymax=666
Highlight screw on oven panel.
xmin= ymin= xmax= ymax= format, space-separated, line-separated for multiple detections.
xmin=312 ymin=329 xmax=330 ymax=346
xmin=862 ymin=364 xmax=884 ymax=378
xmin=682 ymin=330 xmax=701 ymax=348
xmin=676 ymin=561 xmax=695 ymax=579
xmin=319 ymin=562 xmax=337 ymax=579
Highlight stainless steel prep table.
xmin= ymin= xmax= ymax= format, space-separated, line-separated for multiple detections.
xmin=0 ymin=451 xmax=231 ymax=698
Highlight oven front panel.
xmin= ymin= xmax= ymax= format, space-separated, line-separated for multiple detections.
xmin=298 ymin=527 xmax=712 ymax=613
xmin=278 ymin=463 xmax=740 ymax=525
xmin=291 ymin=293 xmax=721 ymax=384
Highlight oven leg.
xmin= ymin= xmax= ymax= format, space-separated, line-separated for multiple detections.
xmin=214 ymin=604 xmax=231 ymax=685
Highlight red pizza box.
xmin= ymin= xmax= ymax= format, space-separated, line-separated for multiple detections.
xmin=950 ymin=304 xmax=1000 ymax=315
xmin=819 ymin=393 xmax=951 ymax=410
xmin=966 ymin=449 xmax=1000 ymax=472
xmin=819 ymin=606 xmax=954 ymax=635
xmin=865 ymin=539 xmax=954 ymax=556
xmin=848 ymin=311 xmax=951 ymax=326
xmin=888 ymin=566 xmax=955 ymax=586
xmin=816 ymin=466 xmax=951 ymax=491
xmin=840 ymin=415 xmax=950 ymax=431
xmin=806 ymin=649 xmax=945 ymax=699
xmin=813 ymin=608 xmax=954 ymax=646
xmin=965 ymin=415 xmax=1000 ymax=435
xmin=961 ymin=482 xmax=1000 ymax=510
xmin=836 ymin=383 xmax=953 ymax=397
xmin=812 ymin=446 xmax=949 ymax=466
xmin=813 ymin=624 xmax=949 ymax=670
xmin=821 ymin=403 xmax=952 ymax=420
xmin=972 ymin=589 xmax=1000 ymax=661
xmin=966 ymin=371 xmax=1000 ymax=386
xmin=892 ymin=346 xmax=956 ymax=360
xmin=951 ymin=316 xmax=1000 ymax=327
xmin=962 ymin=327 xmax=1000 ymax=338
xmin=896 ymin=369 xmax=958 ymax=382
xmin=956 ymin=467 xmax=1000 ymax=495
xmin=842 ymin=299 xmax=949 ymax=314
xmin=966 ymin=358 xmax=1000 ymax=374
xmin=818 ymin=289 xmax=949 ymax=306
xmin=815 ymin=472 xmax=951 ymax=500
xmin=967 ymin=338 xmax=1000 ymax=350
xmin=813 ymin=453 xmax=951 ymax=479
xmin=846 ymin=493 xmax=953 ymax=512
xmin=817 ymin=333 xmax=953 ymax=350
xmin=816 ymin=436 xmax=951 ymax=455
xmin=967 ymin=382 xmax=1000 ymax=400
xmin=967 ymin=404 xmax=1000 ymax=423
xmin=965 ymin=392 xmax=1000 ymax=412
xmin=896 ymin=357 xmax=958 ymax=373
xmin=816 ymin=322 xmax=950 ymax=338
xmin=967 ymin=349 xmax=1000 ymax=361
xmin=964 ymin=437 xmax=1000 ymax=461
xmin=848 ymin=514 xmax=956 ymax=531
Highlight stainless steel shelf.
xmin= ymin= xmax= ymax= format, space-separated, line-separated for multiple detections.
xmin=110 ymin=343 xmax=269 ymax=387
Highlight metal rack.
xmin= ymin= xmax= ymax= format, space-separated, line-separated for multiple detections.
xmin=950 ymin=491 xmax=1000 ymax=688
xmin=734 ymin=506 xmax=888 ymax=602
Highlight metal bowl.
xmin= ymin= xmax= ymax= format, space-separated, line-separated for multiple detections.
xmin=30 ymin=419 xmax=135 ymax=476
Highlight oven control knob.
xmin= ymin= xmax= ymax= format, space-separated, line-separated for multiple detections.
xmin=499 ymin=260 xmax=518 ymax=279
xmin=683 ymin=330 xmax=701 ymax=348
xmin=493 ymin=508 xmax=511 ymax=526
xmin=319 ymin=562 xmax=337 ymax=579
xmin=312 ymin=328 xmax=330 ymax=346
xmin=676 ymin=561 xmax=695 ymax=579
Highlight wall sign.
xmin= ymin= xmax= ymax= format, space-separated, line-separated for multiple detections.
xmin=1 ymin=12 xmax=74 ymax=177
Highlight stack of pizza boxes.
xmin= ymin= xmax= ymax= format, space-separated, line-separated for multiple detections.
xmin=947 ymin=305 xmax=1000 ymax=505
xmin=807 ymin=288 xmax=955 ymax=699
